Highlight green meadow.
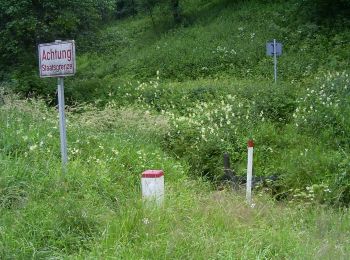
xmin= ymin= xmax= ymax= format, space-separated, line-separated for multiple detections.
xmin=1 ymin=0 xmax=350 ymax=258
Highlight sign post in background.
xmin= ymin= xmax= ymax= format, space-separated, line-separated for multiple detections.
xmin=266 ymin=39 xmax=282 ymax=83
xmin=38 ymin=40 xmax=76 ymax=171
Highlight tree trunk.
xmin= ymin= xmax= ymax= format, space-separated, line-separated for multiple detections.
xmin=147 ymin=6 xmax=156 ymax=29
xmin=171 ymin=0 xmax=181 ymax=24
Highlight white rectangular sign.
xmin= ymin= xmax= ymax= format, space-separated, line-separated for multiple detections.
xmin=38 ymin=40 xmax=76 ymax=78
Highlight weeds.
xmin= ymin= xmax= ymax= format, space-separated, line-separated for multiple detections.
xmin=1 ymin=0 xmax=350 ymax=258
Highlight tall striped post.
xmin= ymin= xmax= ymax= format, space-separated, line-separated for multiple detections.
xmin=246 ymin=140 xmax=254 ymax=204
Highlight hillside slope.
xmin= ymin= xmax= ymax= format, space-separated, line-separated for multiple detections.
xmin=65 ymin=0 xmax=349 ymax=101
xmin=1 ymin=96 xmax=350 ymax=259
xmin=1 ymin=1 xmax=350 ymax=258
xmin=51 ymin=0 xmax=350 ymax=203
xmin=2 ymin=0 xmax=349 ymax=201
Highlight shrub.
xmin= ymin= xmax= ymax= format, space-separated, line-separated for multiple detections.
xmin=239 ymin=82 xmax=297 ymax=124
xmin=293 ymin=71 xmax=350 ymax=147
xmin=164 ymin=93 xmax=254 ymax=180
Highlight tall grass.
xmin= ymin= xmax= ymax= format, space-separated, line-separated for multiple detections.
xmin=1 ymin=0 xmax=350 ymax=258
xmin=1 ymin=95 xmax=350 ymax=259
xmin=9 ymin=0 xmax=349 ymax=102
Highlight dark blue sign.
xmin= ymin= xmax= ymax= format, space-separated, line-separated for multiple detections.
xmin=266 ymin=41 xmax=282 ymax=56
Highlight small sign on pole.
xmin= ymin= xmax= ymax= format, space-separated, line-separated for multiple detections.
xmin=38 ymin=40 xmax=76 ymax=172
xmin=266 ymin=39 xmax=282 ymax=83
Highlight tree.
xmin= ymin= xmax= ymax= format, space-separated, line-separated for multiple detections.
xmin=0 ymin=0 xmax=116 ymax=95
xmin=136 ymin=0 xmax=182 ymax=26
xmin=136 ymin=0 xmax=160 ymax=27
xmin=0 ymin=0 xmax=115 ymax=71
xmin=300 ymin=0 xmax=350 ymax=25
xmin=115 ymin=0 xmax=182 ymax=24
xmin=115 ymin=0 xmax=137 ymax=18
xmin=171 ymin=0 xmax=181 ymax=24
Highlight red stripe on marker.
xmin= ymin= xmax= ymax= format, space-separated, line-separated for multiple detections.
xmin=247 ymin=140 xmax=254 ymax=148
xmin=142 ymin=170 xmax=164 ymax=178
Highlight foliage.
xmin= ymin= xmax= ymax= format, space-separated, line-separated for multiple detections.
xmin=61 ymin=0 xmax=349 ymax=102
xmin=1 ymin=0 xmax=350 ymax=258
xmin=115 ymin=0 xmax=137 ymax=18
xmin=1 ymin=97 xmax=350 ymax=258
xmin=297 ymin=0 xmax=350 ymax=26
xmin=161 ymin=81 xmax=295 ymax=180
xmin=2 ymin=0 xmax=349 ymax=100
xmin=294 ymin=71 xmax=350 ymax=146
xmin=145 ymin=75 xmax=350 ymax=206
xmin=118 ymin=0 xmax=181 ymax=23
xmin=0 ymin=0 xmax=115 ymax=71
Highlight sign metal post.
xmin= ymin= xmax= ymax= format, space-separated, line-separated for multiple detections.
xmin=57 ymin=76 xmax=68 ymax=169
xmin=273 ymin=39 xmax=277 ymax=83
xmin=266 ymin=39 xmax=282 ymax=83
xmin=38 ymin=39 xmax=76 ymax=173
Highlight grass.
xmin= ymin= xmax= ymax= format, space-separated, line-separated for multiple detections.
xmin=72 ymin=0 xmax=349 ymax=84
xmin=1 ymin=95 xmax=350 ymax=259
xmin=1 ymin=0 xmax=350 ymax=258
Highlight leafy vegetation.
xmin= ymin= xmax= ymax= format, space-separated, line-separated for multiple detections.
xmin=1 ymin=96 xmax=350 ymax=258
xmin=1 ymin=0 xmax=350 ymax=258
xmin=0 ymin=0 xmax=115 ymax=69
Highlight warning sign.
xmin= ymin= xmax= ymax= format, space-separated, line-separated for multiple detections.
xmin=38 ymin=40 xmax=76 ymax=78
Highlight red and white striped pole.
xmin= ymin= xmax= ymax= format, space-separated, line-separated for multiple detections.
xmin=246 ymin=140 xmax=254 ymax=204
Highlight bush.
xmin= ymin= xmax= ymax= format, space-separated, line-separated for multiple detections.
xmin=0 ymin=0 xmax=115 ymax=67
xmin=294 ymin=71 xmax=350 ymax=147
xmin=239 ymin=82 xmax=297 ymax=124
xmin=297 ymin=0 xmax=350 ymax=26
xmin=164 ymin=92 xmax=254 ymax=180
xmin=333 ymin=156 xmax=350 ymax=205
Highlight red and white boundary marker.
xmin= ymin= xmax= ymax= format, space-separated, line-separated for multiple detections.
xmin=246 ymin=140 xmax=254 ymax=204
xmin=141 ymin=170 xmax=164 ymax=206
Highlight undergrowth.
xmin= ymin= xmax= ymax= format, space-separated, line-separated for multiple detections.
xmin=1 ymin=0 xmax=350 ymax=258
xmin=1 ymin=97 xmax=350 ymax=258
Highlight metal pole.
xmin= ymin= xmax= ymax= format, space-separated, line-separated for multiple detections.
xmin=273 ymin=39 xmax=277 ymax=83
xmin=58 ymin=77 xmax=68 ymax=170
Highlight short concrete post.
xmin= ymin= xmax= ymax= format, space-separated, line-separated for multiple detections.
xmin=141 ymin=170 xmax=164 ymax=206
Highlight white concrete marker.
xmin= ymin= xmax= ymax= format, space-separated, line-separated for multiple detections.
xmin=246 ymin=140 xmax=254 ymax=204
xmin=141 ymin=170 xmax=164 ymax=206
